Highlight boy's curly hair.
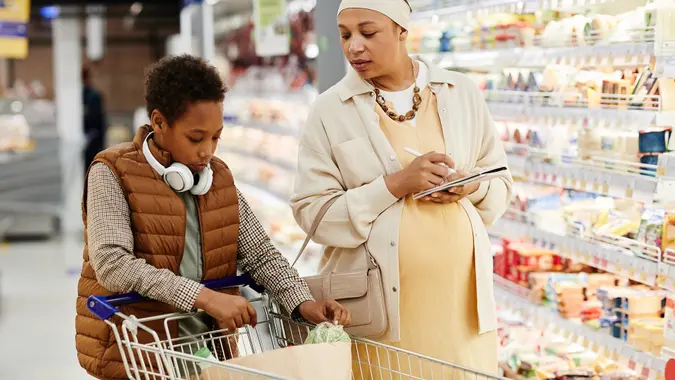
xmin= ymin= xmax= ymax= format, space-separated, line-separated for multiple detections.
xmin=144 ymin=54 xmax=227 ymax=125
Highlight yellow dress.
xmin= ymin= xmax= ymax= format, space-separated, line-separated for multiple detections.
xmin=353 ymin=87 xmax=498 ymax=379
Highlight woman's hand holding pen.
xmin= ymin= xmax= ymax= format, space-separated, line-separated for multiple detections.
xmin=384 ymin=151 xmax=455 ymax=199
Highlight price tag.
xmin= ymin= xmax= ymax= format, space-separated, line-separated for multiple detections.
xmin=592 ymin=250 xmax=601 ymax=267
xmin=587 ymin=170 xmax=600 ymax=193
xmin=591 ymin=342 xmax=601 ymax=353
xmin=620 ymin=255 xmax=632 ymax=278
xmin=533 ymin=162 xmax=542 ymax=182
xmin=581 ymin=336 xmax=591 ymax=348
xmin=639 ymin=268 xmax=648 ymax=283
xmin=599 ymin=248 xmax=610 ymax=270
xmin=641 ymin=365 xmax=651 ymax=379
xmin=523 ymin=159 xmax=532 ymax=179
xmin=629 ymin=359 xmax=638 ymax=371
xmin=629 ymin=262 xmax=638 ymax=281
xmin=599 ymin=174 xmax=610 ymax=195
xmin=610 ymin=349 xmax=620 ymax=361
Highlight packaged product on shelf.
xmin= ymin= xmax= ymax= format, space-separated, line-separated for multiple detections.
xmin=636 ymin=208 xmax=664 ymax=248
xmin=663 ymin=297 xmax=675 ymax=353
xmin=627 ymin=318 xmax=664 ymax=355
xmin=580 ymin=300 xmax=604 ymax=323
xmin=556 ymin=282 xmax=586 ymax=318
xmin=662 ymin=211 xmax=675 ymax=254
xmin=639 ymin=128 xmax=671 ymax=154
xmin=529 ymin=272 xmax=553 ymax=305
xmin=545 ymin=273 xmax=588 ymax=306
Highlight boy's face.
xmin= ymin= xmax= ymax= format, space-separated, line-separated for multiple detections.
xmin=150 ymin=101 xmax=223 ymax=173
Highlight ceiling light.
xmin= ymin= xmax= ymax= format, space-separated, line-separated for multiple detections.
xmin=130 ymin=2 xmax=142 ymax=15
xmin=305 ymin=43 xmax=319 ymax=59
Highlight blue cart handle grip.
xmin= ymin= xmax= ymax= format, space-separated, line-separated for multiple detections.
xmin=87 ymin=274 xmax=265 ymax=320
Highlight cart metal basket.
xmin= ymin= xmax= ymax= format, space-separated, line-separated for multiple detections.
xmin=88 ymin=275 xmax=505 ymax=380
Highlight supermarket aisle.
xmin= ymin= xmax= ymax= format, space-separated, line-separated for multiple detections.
xmin=0 ymin=236 xmax=91 ymax=380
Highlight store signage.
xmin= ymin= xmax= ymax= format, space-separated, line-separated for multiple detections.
xmin=0 ymin=0 xmax=29 ymax=59
xmin=253 ymin=0 xmax=290 ymax=57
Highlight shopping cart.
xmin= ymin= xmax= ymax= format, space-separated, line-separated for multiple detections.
xmin=88 ymin=274 xmax=505 ymax=380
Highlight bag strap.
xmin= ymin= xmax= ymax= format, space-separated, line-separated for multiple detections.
xmin=291 ymin=196 xmax=340 ymax=268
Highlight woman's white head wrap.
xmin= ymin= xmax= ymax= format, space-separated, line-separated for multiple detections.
xmin=338 ymin=0 xmax=411 ymax=30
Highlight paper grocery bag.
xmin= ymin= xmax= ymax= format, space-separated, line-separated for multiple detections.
xmin=199 ymin=342 xmax=351 ymax=380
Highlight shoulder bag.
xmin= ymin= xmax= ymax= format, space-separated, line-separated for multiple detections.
xmin=290 ymin=196 xmax=388 ymax=338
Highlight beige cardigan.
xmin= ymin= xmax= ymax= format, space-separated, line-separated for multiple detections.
xmin=290 ymin=57 xmax=513 ymax=341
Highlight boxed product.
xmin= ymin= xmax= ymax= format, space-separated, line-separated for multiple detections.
xmin=636 ymin=208 xmax=664 ymax=249
xmin=627 ymin=318 xmax=664 ymax=355
xmin=662 ymin=212 xmax=675 ymax=253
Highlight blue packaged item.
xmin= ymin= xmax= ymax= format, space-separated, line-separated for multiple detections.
xmin=640 ymin=154 xmax=660 ymax=177
xmin=611 ymin=320 xmax=628 ymax=340
xmin=639 ymin=128 xmax=671 ymax=153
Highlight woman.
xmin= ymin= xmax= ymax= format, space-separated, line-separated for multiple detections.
xmin=75 ymin=55 xmax=350 ymax=380
xmin=290 ymin=0 xmax=513 ymax=377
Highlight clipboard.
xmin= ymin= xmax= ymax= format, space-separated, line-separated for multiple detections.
xmin=412 ymin=166 xmax=508 ymax=200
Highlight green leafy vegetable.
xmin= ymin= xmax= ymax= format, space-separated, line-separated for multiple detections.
xmin=304 ymin=322 xmax=351 ymax=344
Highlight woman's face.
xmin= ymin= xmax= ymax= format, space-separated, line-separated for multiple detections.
xmin=150 ymin=101 xmax=223 ymax=173
xmin=338 ymin=8 xmax=406 ymax=80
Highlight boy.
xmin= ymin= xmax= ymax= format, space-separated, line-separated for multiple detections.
xmin=75 ymin=55 xmax=350 ymax=380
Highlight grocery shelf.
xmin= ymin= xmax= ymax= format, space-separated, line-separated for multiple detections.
xmin=225 ymin=147 xmax=296 ymax=172
xmin=422 ymin=42 xmax=653 ymax=70
xmin=494 ymin=277 xmax=668 ymax=378
xmin=410 ymin=0 xmax=634 ymax=18
xmin=489 ymin=101 xmax=660 ymax=125
xmin=491 ymin=213 xmax=661 ymax=287
xmin=505 ymin=144 xmax=660 ymax=204
xmin=224 ymin=120 xmax=300 ymax=138
xmin=486 ymin=90 xmax=660 ymax=124
xmin=236 ymin=180 xmax=289 ymax=206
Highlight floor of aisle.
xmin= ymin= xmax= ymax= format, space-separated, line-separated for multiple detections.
xmin=0 ymin=235 xmax=93 ymax=380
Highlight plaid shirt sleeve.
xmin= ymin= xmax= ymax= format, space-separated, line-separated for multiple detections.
xmin=86 ymin=163 xmax=204 ymax=312
xmin=235 ymin=189 xmax=315 ymax=314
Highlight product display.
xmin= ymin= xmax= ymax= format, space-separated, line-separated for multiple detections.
xmin=405 ymin=2 xmax=675 ymax=379
xmin=497 ymin=306 xmax=641 ymax=380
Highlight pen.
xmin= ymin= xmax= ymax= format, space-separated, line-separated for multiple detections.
xmin=404 ymin=147 xmax=456 ymax=174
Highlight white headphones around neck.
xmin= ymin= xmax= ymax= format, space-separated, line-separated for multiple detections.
xmin=142 ymin=131 xmax=213 ymax=195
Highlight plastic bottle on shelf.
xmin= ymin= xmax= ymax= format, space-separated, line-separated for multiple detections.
xmin=439 ymin=29 xmax=456 ymax=53
xmin=420 ymin=24 xmax=443 ymax=53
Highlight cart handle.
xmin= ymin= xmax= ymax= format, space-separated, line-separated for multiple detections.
xmin=87 ymin=274 xmax=265 ymax=320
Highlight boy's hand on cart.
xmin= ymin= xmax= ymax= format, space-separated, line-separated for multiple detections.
xmin=298 ymin=300 xmax=351 ymax=326
xmin=195 ymin=288 xmax=258 ymax=330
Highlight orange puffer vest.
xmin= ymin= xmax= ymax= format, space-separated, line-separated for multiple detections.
xmin=75 ymin=125 xmax=240 ymax=380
